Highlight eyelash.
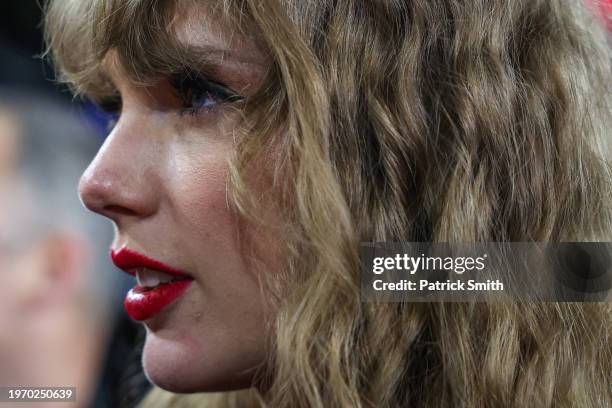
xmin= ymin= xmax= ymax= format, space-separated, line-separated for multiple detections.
xmin=170 ymin=73 xmax=244 ymax=116
xmin=95 ymin=74 xmax=243 ymax=119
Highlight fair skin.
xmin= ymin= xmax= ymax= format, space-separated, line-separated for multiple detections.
xmin=78 ymin=4 xmax=272 ymax=393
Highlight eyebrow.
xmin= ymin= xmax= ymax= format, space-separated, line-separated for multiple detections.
xmin=99 ymin=42 xmax=266 ymax=91
xmin=182 ymin=44 xmax=268 ymax=69
xmin=93 ymin=41 xmax=267 ymax=103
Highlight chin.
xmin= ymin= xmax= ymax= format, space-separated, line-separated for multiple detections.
xmin=141 ymin=329 xmax=258 ymax=393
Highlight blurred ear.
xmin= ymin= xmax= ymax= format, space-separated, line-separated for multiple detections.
xmin=25 ymin=233 xmax=90 ymax=309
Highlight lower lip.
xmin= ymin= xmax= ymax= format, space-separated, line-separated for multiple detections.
xmin=124 ymin=280 xmax=193 ymax=321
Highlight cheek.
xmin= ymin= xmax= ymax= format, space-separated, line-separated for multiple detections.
xmin=170 ymin=149 xmax=265 ymax=308
xmin=168 ymin=140 xmax=234 ymax=242
xmin=144 ymin=140 xmax=270 ymax=392
xmin=178 ymin=162 xmax=230 ymax=236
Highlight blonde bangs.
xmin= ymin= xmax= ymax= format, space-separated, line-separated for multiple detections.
xmin=43 ymin=0 xmax=258 ymax=99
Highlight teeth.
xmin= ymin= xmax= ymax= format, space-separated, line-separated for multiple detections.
xmin=136 ymin=268 xmax=176 ymax=288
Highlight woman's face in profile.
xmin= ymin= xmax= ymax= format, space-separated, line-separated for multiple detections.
xmin=78 ymin=4 xmax=271 ymax=392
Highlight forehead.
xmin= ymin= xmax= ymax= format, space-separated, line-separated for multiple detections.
xmin=171 ymin=0 xmax=267 ymax=66
xmin=99 ymin=0 xmax=268 ymax=91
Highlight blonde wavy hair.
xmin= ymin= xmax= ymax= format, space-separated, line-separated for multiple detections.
xmin=45 ymin=0 xmax=612 ymax=407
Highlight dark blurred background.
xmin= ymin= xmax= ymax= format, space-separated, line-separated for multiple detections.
xmin=0 ymin=1 xmax=56 ymax=92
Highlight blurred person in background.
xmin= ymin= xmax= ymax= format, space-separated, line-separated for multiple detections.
xmin=0 ymin=86 xmax=124 ymax=407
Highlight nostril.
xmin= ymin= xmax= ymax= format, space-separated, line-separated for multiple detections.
xmin=78 ymin=170 xmax=158 ymax=221
xmin=77 ymin=144 xmax=159 ymax=220
xmin=103 ymin=204 xmax=140 ymax=217
xmin=79 ymin=176 xmax=141 ymax=218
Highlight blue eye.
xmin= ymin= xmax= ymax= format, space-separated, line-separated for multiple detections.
xmin=194 ymin=95 xmax=219 ymax=110
xmin=170 ymin=73 xmax=243 ymax=116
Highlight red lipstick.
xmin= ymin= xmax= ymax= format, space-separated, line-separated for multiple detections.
xmin=111 ymin=247 xmax=194 ymax=321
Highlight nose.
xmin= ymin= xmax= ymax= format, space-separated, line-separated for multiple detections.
xmin=79 ymin=130 xmax=159 ymax=224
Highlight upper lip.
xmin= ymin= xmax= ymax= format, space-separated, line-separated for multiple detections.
xmin=111 ymin=247 xmax=191 ymax=278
